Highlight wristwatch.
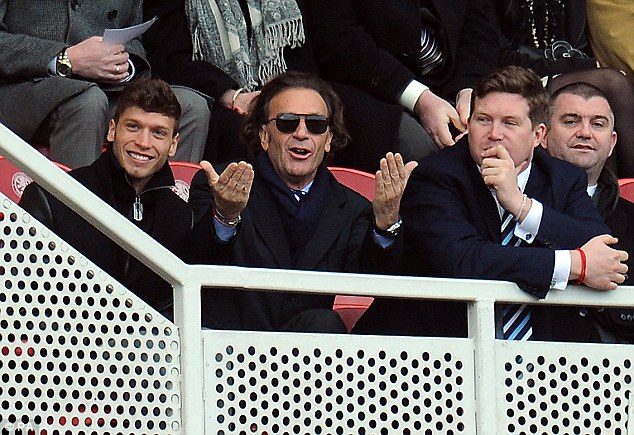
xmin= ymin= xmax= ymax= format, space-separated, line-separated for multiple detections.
xmin=56 ymin=48 xmax=72 ymax=77
xmin=374 ymin=217 xmax=402 ymax=238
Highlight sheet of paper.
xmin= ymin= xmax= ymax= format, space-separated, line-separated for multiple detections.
xmin=102 ymin=16 xmax=157 ymax=45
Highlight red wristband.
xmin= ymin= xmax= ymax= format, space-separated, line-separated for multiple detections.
xmin=575 ymin=248 xmax=586 ymax=285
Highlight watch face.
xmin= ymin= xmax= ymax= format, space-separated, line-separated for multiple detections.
xmin=58 ymin=63 xmax=71 ymax=76
xmin=386 ymin=219 xmax=402 ymax=236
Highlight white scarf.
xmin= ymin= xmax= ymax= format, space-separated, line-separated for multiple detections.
xmin=185 ymin=0 xmax=305 ymax=91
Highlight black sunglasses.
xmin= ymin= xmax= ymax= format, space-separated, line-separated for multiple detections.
xmin=265 ymin=113 xmax=330 ymax=135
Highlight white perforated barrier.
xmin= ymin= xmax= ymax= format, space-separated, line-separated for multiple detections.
xmin=203 ymin=331 xmax=476 ymax=434
xmin=0 ymin=196 xmax=182 ymax=434
xmin=496 ymin=341 xmax=634 ymax=434
xmin=3 ymin=147 xmax=634 ymax=434
xmin=202 ymin=332 xmax=634 ymax=434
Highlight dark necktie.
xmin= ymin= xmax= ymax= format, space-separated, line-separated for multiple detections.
xmin=419 ymin=26 xmax=444 ymax=75
xmin=291 ymin=189 xmax=306 ymax=202
xmin=500 ymin=210 xmax=533 ymax=341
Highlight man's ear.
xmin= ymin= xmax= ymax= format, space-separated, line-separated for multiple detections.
xmin=106 ymin=119 xmax=116 ymax=142
xmin=608 ymin=131 xmax=617 ymax=157
xmin=542 ymin=129 xmax=550 ymax=150
xmin=324 ymin=130 xmax=333 ymax=153
xmin=533 ymin=123 xmax=547 ymax=148
xmin=168 ymin=133 xmax=180 ymax=158
xmin=259 ymin=125 xmax=270 ymax=151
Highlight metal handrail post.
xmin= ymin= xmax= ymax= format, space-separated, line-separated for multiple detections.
xmin=173 ymin=279 xmax=205 ymax=434
xmin=469 ymin=298 xmax=497 ymax=434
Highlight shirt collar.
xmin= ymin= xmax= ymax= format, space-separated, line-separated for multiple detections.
xmin=587 ymin=184 xmax=597 ymax=197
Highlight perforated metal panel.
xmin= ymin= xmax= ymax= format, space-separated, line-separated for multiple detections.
xmin=496 ymin=341 xmax=634 ymax=434
xmin=203 ymin=331 xmax=476 ymax=434
xmin=0 ymin=195 xmax=182 ymax=434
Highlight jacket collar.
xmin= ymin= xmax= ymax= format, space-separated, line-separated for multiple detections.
xmin=95 ymin=146 xmax=176 ymax=201
xmin=594 ymin=166 xmax=619 ymax=219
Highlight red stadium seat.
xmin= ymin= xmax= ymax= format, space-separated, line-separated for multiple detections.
xmin=328 ymin=166 xmax=375 ymax=201
xmin=169 ymin=161 xmax=202 ymax=202
xmin=618 ymin=178 xmax=634 ymax=202
xmin=0 ymin=156 xmax=70 ymax=203
xmin=328 ymin=166 xmax=376 ymax=331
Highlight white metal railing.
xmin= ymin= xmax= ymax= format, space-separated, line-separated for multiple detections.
xmin=2 ymin=122 xmax=634 ymax=434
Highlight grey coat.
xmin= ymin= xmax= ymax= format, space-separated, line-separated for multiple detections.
xmin=0 ymin=0 xmax=149 ymax=139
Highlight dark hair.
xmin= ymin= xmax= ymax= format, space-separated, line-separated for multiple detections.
xmin=114 ymin=79 xmax=181 ymax=135
xmin=548 ymin=82 xmax=614 ymax=126
xmin=472 ymin=65 xmax=549 ymax=127
xmin=240 ymin=71 xmax=349 ymax=155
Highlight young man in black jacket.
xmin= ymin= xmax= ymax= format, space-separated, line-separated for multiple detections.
xmin=19 ymin=79 xmax=216 ymax=319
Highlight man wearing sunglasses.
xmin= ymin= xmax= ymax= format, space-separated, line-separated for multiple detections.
xmin=189 ymin=71 xmax=417 ymax=332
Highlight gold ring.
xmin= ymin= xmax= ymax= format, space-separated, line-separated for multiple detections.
xmin=115 ymin=65 xmax=120 ymax=73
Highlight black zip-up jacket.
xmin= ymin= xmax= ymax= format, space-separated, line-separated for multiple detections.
xmin=19 ymin=148 xmax=216 ymax=317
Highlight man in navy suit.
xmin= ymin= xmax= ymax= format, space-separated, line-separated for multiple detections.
xmin=354 ymin=66 xmax=628 ymax=340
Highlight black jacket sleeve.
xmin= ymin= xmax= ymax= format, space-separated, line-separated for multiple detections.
xmin=18 ymin=183 xmax=55 ymax=230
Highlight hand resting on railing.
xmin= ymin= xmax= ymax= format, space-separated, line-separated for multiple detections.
xmin=570 ymin=234 xmax=628 ymax=290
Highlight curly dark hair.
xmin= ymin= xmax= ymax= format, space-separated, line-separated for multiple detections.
xmin=114 ymin=78 xmax=181 ymax=135
xmin=240 ymin=71 xmax=349 ymax=156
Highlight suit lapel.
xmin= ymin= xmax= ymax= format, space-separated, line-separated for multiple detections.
xmin=524 ymin=149 xmax=549 ymax=205
xmin=248 ymin=179 xmax=292 ymax=267
xmin=465 ymin=154 xmax=502 ymax=242
xmin=296 ymin=176 xmax=349 ymax=270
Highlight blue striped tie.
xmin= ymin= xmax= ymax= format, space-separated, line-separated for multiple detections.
xmin=500 ymin=210 xmax=533 ymax=341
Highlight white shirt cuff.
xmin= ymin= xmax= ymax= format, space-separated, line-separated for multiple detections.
xmin=119 ymin=59 xmax=136 ymax=84
xmin=514 ymin=198 xmax=542 ymax=244
xmin=48 ymin=56 xmax=58 ymax=75
xmin=552 ymin=250 xmax=572 ymax=290
xmin=399 ymin=80 xmax=429 ymax=112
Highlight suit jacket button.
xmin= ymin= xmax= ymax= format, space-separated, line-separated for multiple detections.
xmin=401 ymin=47 xmax=412 ymax=57
xmin=108 ymin=9 xmax=118 ymax=20
xmin=578 ymin=308 xmax=587 ymax=317
xmin=370 ymin=76 xmax=380 ymax=86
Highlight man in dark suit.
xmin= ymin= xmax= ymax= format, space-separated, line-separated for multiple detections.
xmin=354 ymin=66 xmax=628 ymax=340
xmin=0 ymin=0 xmax=209 ymax=168
xmin=303 ymin=0 xmax=500 ymax=161
xmin=188 ymin=72 xmax=417 ymax=332
xmin=545 ymin=81 xmax=634 ymax=342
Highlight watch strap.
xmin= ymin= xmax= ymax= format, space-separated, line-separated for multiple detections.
xmin=56 ymin=48 xmax=72 ymax=77
xmin=374 ymin=216 xmax=402 ymax=238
